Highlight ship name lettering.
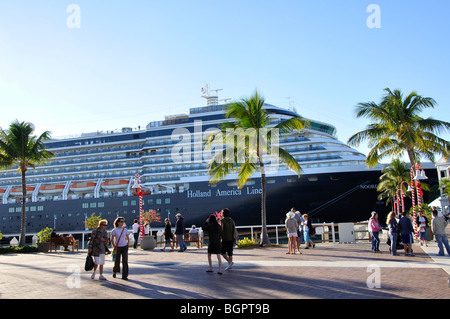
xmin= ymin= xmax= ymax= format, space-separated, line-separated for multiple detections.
xmin=246 ymin=186 xmax=262 ymax=195
xmin=187 ymin=190 xmax=212 ymax=198
xmin=216 ymin=189 xmax=242 ymax=197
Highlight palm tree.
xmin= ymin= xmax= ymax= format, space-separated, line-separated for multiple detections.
xmin=348 ymin=88 xmax=450 ymax=167
xmin=205 ymin=91 xmax=308 ymax=245
xmin=377 ymin=159 xmax=429 ymax=212
xmin=377 ymin=159 xmax=410 ymax=209
xmin=441 ymin=178 xmax=450 ymax=197
xmin=0 ymin=120 xmax=54 ymax=246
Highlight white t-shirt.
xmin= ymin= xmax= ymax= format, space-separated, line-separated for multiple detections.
xmin=132 ymin=222 xmax=140 ymax=234
xmin=111 ymin=227 xmax=129 ymax=247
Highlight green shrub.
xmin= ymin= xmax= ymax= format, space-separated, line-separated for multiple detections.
xmin=0 ymin=245 xmax=38 ymax=254
xmin=237 ymin=237 xmax=259 ymax=248
xmin=37 ymin=227 xmax=52 ymax=243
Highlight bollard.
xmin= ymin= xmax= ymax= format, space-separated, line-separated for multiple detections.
xmin=10 ymin=237 xmax=19 ymax=247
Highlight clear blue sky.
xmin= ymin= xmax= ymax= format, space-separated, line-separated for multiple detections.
xmin=0 ymin=1 xmax=449 ymax=159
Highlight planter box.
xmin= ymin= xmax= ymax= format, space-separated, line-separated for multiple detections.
xmin=37 ymin=242 xmax=50 ymax=252
xmin=140 ymin=236 xmax=156 ymax=250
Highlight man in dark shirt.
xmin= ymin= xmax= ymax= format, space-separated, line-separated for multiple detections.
xmin=175 ymin=213 xmax=186 ymax=252
xmin=399 ymin=212 xmax=415 ymax=256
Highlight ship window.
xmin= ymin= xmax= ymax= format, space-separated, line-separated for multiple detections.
xmin=123 ymin=201 xmax=128 ymax=206
xmin=330 ymin=175 xmax=340 ymax=181
xmin=90 ymin=203 xmax=97 ymax=208
xmin=308 ymin=177 xmax=318 ymax=182
xmin=82 ymin=203 xmax=89 ymax=208
xmin=165 ymin=198 xmax=170 ymax=204
xmin=156 ymin=199 xmax=162 ymax=205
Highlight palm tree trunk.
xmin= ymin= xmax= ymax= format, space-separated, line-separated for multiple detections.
xmin=259 ymin=164 xmax=270 ymax=246
xmin=19 ymin=170 xmax=27 ymax=247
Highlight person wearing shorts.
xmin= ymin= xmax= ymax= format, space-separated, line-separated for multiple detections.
xmin=285 ymin=211 xmax=299 ymax=254
xmin=88 ymin=219 xmax=109 ymax=280
xmin=220 ymin=208 xmax=236 ymax=270
xmin=399 ymin=212 xmax=415 ymax=256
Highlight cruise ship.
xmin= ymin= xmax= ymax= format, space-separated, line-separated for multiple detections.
xmin=0 ymin=88 xmax=438 ymax=233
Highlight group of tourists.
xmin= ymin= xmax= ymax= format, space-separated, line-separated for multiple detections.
xmin=285 ymin=207 xmax=315 ymax=255
xmin=369 ymin=207 xmax=450 ymax=257
xmin=87 ymin=208 xmax=237 ymax=280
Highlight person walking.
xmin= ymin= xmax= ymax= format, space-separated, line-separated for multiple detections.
xmin=369 ymin=211 xmax=383 ymax=252
xmin=161 ymin=218 xmax=174 ymax=251
xmin=88 ymin=219 xmax=109 ymax=280
xmin=285 ymin=211 xmax=299 ymax=254
xmin=220 ymin=208 xmax=236 ymax=270
xmin=132 ymin=219 xmax=140 ymax=249
xmin=416 ymin=211 xmax=429 ymax=247
xmin=175 ymin=213 xmax=187 ymax=252
xmin=386 ymin=211 xmax=399 ymax=256
xmin=111 ymin=217 xmax=130 ymax=280
xmin=432 ymin=210 xmax=450 ymax=256
xmin=203 ymin=214 xmax=223 ymax=274
xmin=302 ymin=214 xmax=315 ymax=249
xmin=399 ymin=211 xmax=415 ymax=256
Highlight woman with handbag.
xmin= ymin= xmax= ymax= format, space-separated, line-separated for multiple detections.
xmin=87 ymin=219 xmax=109 ymax=280
xmin=111 ymin=217 xmax=130 ymax=280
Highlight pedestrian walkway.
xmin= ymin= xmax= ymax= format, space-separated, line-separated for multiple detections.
xmin=1 ymin=234 xmax=449 ymax=300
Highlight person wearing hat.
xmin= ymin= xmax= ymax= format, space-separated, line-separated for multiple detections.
xmin=175 ymin=213 xmax=187 ymax=252
xmin=285 ymin=211 xmax=299 ymax=254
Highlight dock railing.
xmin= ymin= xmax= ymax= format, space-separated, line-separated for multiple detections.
xmin=4 ymin=222 xmax=379 ymax=249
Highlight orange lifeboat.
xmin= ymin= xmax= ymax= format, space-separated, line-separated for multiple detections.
xmin=101 ymin=179 xmax=129 ymax=190
xmin=69 ymin=182 xmax=96 ymax=192
xmin=10 ymin=186 xmax=35 ymax=196
xmin=0 ymin=189 xmax=5 ymax=197
xmin=39 ymin=184 xmax=65 ymax=194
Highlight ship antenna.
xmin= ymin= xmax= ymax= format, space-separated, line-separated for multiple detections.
xmin=201 ymin=83 xmax=222 ymax=106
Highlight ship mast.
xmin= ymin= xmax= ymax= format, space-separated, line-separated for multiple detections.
xmin=201 ymin=83 xmax=222 ymax=106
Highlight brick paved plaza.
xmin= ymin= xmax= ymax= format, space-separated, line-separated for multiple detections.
xmin=1 ymin=232 xmax=449 ymax=301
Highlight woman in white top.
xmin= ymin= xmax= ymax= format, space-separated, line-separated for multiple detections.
xmin=285 ymin=212 xmax=299 ymax=254
xmin=111 ymin=217 xmax=130 ymax=280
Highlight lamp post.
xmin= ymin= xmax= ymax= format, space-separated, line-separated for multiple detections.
xmin=132 ymin=173 xmax=144 ymax=242
xmin=410 ymin=163 xmax=428 ymax=239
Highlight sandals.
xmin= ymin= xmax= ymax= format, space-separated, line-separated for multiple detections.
xmin=206 ymin=269 xmax=222 ymax=275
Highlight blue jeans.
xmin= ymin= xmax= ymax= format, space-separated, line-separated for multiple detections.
xmin=389 ymin=231 xmax=398 ymax=255
xmin=371 ymin=231 xmax=380 ymax=251
xmin=435 ymin=233 xmax=450 ymax=256
xmin=176 ymin=234 xmax=186 ymax=251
